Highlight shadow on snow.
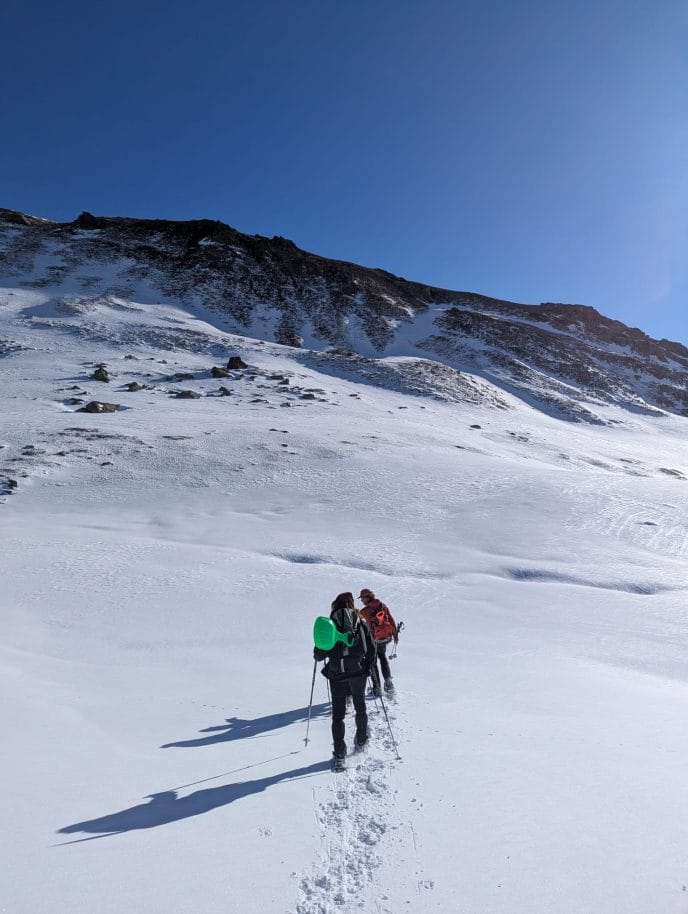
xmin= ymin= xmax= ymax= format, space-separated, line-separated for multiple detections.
xmin=160 ymin=703 xmax=329 ymax=749
xmin=57 ymin=760 xmax=330 ymax=841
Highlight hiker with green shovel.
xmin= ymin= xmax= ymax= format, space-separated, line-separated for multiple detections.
xmin=312 ymin=592 xmax=375 ymax=764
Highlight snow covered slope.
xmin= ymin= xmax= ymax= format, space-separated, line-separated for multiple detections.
xmin=2 ymin=236 xmax=688 ymax=914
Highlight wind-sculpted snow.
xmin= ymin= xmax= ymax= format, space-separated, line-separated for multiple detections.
xmin=277 ymin=552 xmax=453 ymax=580
xmin=504 ymin=567 xmax=672 ymax=594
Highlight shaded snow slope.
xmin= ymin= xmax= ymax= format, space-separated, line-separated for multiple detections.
xmin=2 ymin=273 xmax=688 ymax=914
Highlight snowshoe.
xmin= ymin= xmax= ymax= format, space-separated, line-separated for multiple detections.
xmin=353 ymin=734 xmax=368 ymax=753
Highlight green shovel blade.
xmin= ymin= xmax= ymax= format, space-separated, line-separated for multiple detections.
xmin=313 ymin=616 xmax=354 ymax=650
xmin=313 ymin=616 xmax=336 ymax=650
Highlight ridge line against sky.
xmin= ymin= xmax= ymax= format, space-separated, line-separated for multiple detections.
xmin=1 ymin=0 xmax=686 ymax=343
xmin=3 ymin=204 xmax=685 ymax=350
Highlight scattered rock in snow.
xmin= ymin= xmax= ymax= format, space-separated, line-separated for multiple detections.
xmin=92 ymin=366 xmax=110 ymax=382
xmin=227 ymin=356 xmax=248 ymax=370
xmin=125 ymin=382 xmax=148 ymax=392
xmin=174 ymin=390 xmax=201 ymax=399
xmin=211 ymin=366 xmax=229 ymax=378
xmin=77 ymin=401 xmax=121 ymax=413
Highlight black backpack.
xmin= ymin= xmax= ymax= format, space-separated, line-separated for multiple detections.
xmin=322 ymin=609 xmax=374 ymax=681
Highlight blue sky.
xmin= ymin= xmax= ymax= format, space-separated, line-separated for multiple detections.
xmin=2 ymin=0 xmax=686 ymax=342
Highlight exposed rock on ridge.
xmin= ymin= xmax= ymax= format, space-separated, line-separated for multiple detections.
xmin=1 ymin=207 xmax=686 ymax=420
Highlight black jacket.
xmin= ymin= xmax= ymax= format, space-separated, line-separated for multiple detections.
xmin=314 ymin=609 xmax=375 ymax=681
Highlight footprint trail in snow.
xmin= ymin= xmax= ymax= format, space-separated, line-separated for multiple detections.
xmin=293 ymin=694 xmax=425 ymax=913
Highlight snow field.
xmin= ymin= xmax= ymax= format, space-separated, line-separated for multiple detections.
xmin=2 ymin=282 xmax=688 ymax=913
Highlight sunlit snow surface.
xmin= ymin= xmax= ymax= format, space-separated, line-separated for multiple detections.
xmin=2 ymin=282 xmax=688 ymax=914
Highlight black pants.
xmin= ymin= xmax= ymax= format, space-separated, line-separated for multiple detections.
xmin=330 ymin=674 xmax=368 ymax=756
xmin=370 ymin=640 xmax=391 ymax=689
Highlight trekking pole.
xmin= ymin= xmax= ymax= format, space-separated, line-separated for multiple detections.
xmin=377 ymin=692 xmax=401 ymax=760
xmin=390 ymin=622 xmax=404 ymax=660
xmin=370 ymin=680 xmax=380 ymax=712
xmin=304 ymin=660 xmax=318 ymax=746
xmin=367 ymin=675 xmax=381 ymax=713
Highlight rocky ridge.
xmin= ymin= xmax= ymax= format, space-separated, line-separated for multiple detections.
xmin=1 ymin=207 xmax=686 ymax=421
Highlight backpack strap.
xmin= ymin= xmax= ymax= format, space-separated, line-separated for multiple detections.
xmin=342 ymin=607 xmax=357 ymax=656
xmin=357 ymin=615 xmax=367 ymax=655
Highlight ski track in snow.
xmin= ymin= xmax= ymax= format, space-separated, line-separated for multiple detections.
xmin=293 ymin=695 xmax=418 ymax=914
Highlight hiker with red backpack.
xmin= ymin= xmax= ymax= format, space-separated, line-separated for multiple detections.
xmin=358 ymin=588 xmax=398 ymax=696
xmin=313 ymin=592 xmax=376 ymax=765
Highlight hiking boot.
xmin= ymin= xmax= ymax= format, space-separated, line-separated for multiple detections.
xmin=384 ymin=678 xmax=394 ymax=692
xmin=354 ymin=731 xmax=368 ymax=750
xmin=333 ymin=743 xmax=347 ymax=760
